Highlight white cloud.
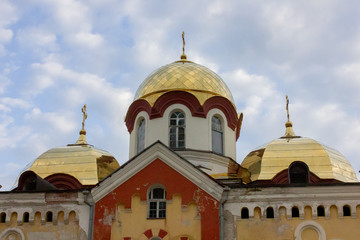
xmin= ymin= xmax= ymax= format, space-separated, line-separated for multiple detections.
xmin=0 ymin=0 xmax=17 ymax=56
xmin=29 ymin=58 xmax=133 ymax=135
xmin=0 ymin=115 xmax=30 ymax=150
xmin=0 ymin=97 xmax=31 ymax=109
xmin=0 ymin=75 xmax=11 ymax=94
xmin=68 ymin=32 xmax=103 ymax=48
xmin=222 ymin=68 xmax=278 ymax=114
xmin=25 ymin=108 xmax=75 ymax=133
xmin=17 ymin=28 xmax=57 ymax=49
xmin=47 ymin=0 xmax=91 ymax=33
xmin=206 ymin=1 xmax=226 ymax=17
xmin=29 ymin=0 xmax=104 ymax=49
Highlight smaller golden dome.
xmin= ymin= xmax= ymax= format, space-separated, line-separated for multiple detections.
xmin=23 ymin=104 xmax=120 ymax=186
xmin=29 ymin=144 xmax=119 ymax=185
xmin=241 ymin=137 xmax=358 ymax=183
xmin=134 ymin=60 xmax=234 ymax=106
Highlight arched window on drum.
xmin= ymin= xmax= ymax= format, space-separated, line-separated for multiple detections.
xmin=212 ymin=116 xmax=223 ymax=154
xmin=169 ymin=112 xmax=185 ymax=149
xmin=137 ymin=119 xmax=145 ymax=153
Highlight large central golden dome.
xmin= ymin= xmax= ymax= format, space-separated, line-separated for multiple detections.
xmin=134 ymin=59 xmax=234 ymax=106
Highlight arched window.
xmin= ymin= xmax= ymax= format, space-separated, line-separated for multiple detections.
xmin=46 ymin=211 xmax=53 ymax=222
xmin=266 ymin=207 xmax=274 ymax=219
xmin=212 ymin=116 xmax=223 ymax=154
xmin=150 ymin=238 xmax=162 ymax=240
xmin=241 ymin=207 xmax=249 ymax=219
xmin=317 ymin=206 xmax=325 ymax=217
xmin=137 ymin=119 xmax=146 ymax=153
xmin=169 ymin=112 xmax=185 ymax=149
xmin=148 ymin=186 xmax=166 ymax=219
xmin=343 ymin=205 xmax=351 ymax=217
xmin=0 ymin=212 xmax=6 ymax=223
xmin=23 ymin=212 xmax=29 ymax=223
xmin=289 ymin=161 xmax=310 ymax=184
xmin=292 ymin=207 xmax=300 ymax=218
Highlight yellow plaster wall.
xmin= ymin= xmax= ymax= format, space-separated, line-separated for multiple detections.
xmin=0 ymin=212 xmax=83 ymax=240
xmin=111 ymin=194 xmax=201 ymax=240
xmin=236 ymin=205 xmax=360 ymax=240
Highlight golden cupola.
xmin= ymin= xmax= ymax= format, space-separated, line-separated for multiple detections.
xmin=134 ymin=32 xmax=234 ymax=107
xmin=134 ymin=59 xmax=234 ymax=106
xmin=27 ymin=105 xmax=119 ymax=188
xmin=241 ymin=96 xmax=358 ymax=183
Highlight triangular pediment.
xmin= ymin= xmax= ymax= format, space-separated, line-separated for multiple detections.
xmin=91 ymin=141 xmax=224 ymax=202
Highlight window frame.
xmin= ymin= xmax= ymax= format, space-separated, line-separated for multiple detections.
xmin=136 ymin=118 xmax=146 ymax=154
xmin=169 ymin=111 xmax=185 ymax=150
xmin=147 ymin=185 xmax=167 ymax=219
xmin=211 ymin=115 xmax=224 ymax=155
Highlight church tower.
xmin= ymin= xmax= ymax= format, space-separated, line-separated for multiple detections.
xmin=125 ymin=33 xmax=244 ymax=178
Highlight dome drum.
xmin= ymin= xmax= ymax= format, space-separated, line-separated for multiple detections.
xmin=125 ymin=91 xmax=239 ymax=134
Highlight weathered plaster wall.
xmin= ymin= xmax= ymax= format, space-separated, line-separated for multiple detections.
xmin=94 ymin=159 xmax=220 ymax=240
xmin=0 ymin=209 xmax=85 ymax=240
xmin=224 ymin=186 xmax=360 ymax=240
xmin=111 ymin=194 xmax=201 ymax=240
xmin=235 ymin=205 xmax=360 ymax=240
xmin=0 ymin=192 xmax=89 ymax=240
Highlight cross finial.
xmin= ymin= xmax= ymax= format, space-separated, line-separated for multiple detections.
xmin=81 ymin=104 xmax=87 ymax=130
xmin=286 ymin=95 xmax=290 ymax=122
xmin=181 ymin=31 xmax=187 ymax=60
xmin=71 ymin=104 xmax=88 ymax=145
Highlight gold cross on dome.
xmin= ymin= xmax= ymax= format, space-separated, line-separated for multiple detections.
xmin=181 ymin=31 xmax=187 ymax=60
xmin=286 ymin=95 xmax=290 ymax=122
xmin=182 ymin=31 xmax=185 ymax=55
xmin=81 ymin=104 xmax=87 ymax=130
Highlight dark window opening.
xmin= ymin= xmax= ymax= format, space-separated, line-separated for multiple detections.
xmin=266 ymin=207 xmax=274 ymax=219
xmin=241 ymin=208 xmax=249 ymax=219
xmin=343 ymin=205 xmax=351 ymax=217
xmin=317 ymin=206 xmax=325 ymax=217
xmin=46 ymin=212 xmax=53 ymax=222
xmin=289 ymin=161 xmax=310 ymax=184
xmin=23 ymin=212 xmax=29 ymax=223
xmin=0 ymin=213 xmax=6 ymax=223
xmin=292 ymin=207 xmax=299 ymax=218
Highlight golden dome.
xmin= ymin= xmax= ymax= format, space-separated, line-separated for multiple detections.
xmin=241 ymin=137 xmax=358 ymax=183
xmin=29 ymin=144 xmax=119 ymax=185
xmin=134 ymin=59 xmax=234 ymax=106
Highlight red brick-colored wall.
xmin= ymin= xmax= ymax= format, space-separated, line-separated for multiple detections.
xmin=93 ymin=159 xmax=219 ymax=239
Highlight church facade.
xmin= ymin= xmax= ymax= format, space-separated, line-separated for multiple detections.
xmin=1 ymin=39 xmax=360 ymax=240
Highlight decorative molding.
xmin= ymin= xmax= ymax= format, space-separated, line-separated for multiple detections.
xmin=45 ymin=173 xmax=83 ymax=190
xmin=125 ymin=91 xmax=238 ymax=133
xmin=0 ymin=228 xmax=25 ymax=240
xmin=294 ymin=221 xmax=326 ymax=240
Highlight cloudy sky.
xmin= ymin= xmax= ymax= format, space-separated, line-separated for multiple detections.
xmin=1 ymin=0 xmax=360 ymax=190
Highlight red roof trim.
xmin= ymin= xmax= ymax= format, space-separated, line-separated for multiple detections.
xmin=125 ymin=91 xmax=238 ymax=133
